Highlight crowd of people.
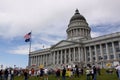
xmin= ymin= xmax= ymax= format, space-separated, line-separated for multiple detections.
xmin=0 ymin=65 xmax=100 ymax=80
xmin=1 ymin=64 xmax=120 ymax=80
xmin=0 ymin=68 xmax=14 ymax=80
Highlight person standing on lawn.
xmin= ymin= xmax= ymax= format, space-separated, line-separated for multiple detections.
xmin=40 ymin=68 xmax=44 ymax=80
xmin=62 ymin=67 xmax=66 ymax=80
xmin=86 ymin=67 xmax=91 ymax=80
xmin=4 ymin=69 xmax=8 ymax=80
xmin=92 ymin=65 xmax=97 ymax=80
xmin=23 ymin=70 xmax=29 ymax=80
xmin=116 ymin=64 xmax=120 ymax=80
xmin=44 ymin=68 xmax=48 ymax=80
xmin=56 ymin=68 xmax=61 ymax=80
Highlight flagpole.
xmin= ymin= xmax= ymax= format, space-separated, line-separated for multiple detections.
xmin=29 ymin=31 xmax=32 ymax=53
xmin=24 ymin=31 xmax=32 ymax=67
xmin=28 ymin=31 xmax=32 ymax=67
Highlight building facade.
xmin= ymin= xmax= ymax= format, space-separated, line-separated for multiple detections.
xmin=29 ymin=9 xmax=120 ymax=68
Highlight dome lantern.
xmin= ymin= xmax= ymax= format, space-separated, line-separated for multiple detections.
xmin=70 ymin=9 xmax=86 ymax=22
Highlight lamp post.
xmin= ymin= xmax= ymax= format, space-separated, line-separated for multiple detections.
xmin=100 ymin=57 xmax=103 ymax=68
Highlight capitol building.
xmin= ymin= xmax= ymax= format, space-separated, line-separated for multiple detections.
xmin=29 ymin=9 xmax=120 ymax=68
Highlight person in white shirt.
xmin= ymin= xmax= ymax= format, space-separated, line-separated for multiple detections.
xmin=86 ymin=67 xmax=91 ymax=80
xmin=29 ymin=70 xmax=31 ymax=76
xmin=44 ymin=68 xmax=48 ymax=80
xmin=116 ymin=65 xmax=120 ymax=80
xmin=36 ymin=70 xmax=40 ymax=77
xmin=11 ymin=69 xmax=14 ymax=80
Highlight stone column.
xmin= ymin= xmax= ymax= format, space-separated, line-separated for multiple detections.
xmin=78 ymin=47 xmax=81 ymax=62
xmin=36 ymin=56 xmax=37 ymax=66
xmin=36 ymin=56 xmax=38 ymax=66
xmin=70 ymin=31 xmax=72 ymax=37
xmin=44 ymin=55 xmax=46 ymax=66
xmin=31 ymin=56 xmax=32 ymax=65
xmin=49 ymin=54 xmax=51 ymax=65
xmin=74 ymin=29 xmax=76 ymax=36
xmin=112 ymin=42 xmax=117 ymax=60
xmin=57 ymin=51 xmax=59 ymax=64
xmin=72 ymin=29 xmax=74 ymax=36
xmin=32 ymin=57 xmax=34 ymax=65
xmin=53 ymin=51 xmax=55 ymax=65
xmin=34 ymin=56 xmax=36 ymax=65
xmin=80 ymin=29 xmax=81 ymax=36
xmin=84 ymin=29 xmax=86 ymax=36
xmin=41 ymin=55 xmax=43 ymax=65
xmin=64 ymin=49 xmax=67 ymax=64
xmin=86 ymin=29 xmax=87 ymax=36
xmin=100 ymin=44 xmax=104 ymax=68
xmin=89 ymin=46 xmax=92 ymax=62
xmin=38 ymin=56 xmax=39 ymax=66
xmin=45 ymin=55 xmax=46 ymax=66
xmin=75 ymin=29 xmax=78 ymax=36
xmin=35 ymin=56 xmax=37 ymax=65
xmin=39 ymin=56 xmax=41 ymax=65
xmin=81 ymin=47 xmax=84 ymax=61
xmin=37 ymin=56 xmax=39 ymax=66
xmin=85 ymin=29 xmax=87 ymax=36
xmin=106 ymin=43 xmax=110 ymax=60
xmin=72 ymin=30 xmax=73 ymax=37
xmin=35 ymin=56 xmax=36 ymax=65
xmin=78 ymin=29 xmax=80 ymax=36
xmin=83 ymin=29 xmax=85 ymax=36
xmin=32 ymin=56 xmax=34 ymax=65
xmin=61 ymin=50 xmax=63 ymax=65
xmin=86 ymin=30 xmax=88 ymax=36
xmin=40 ymin=55 xmax=41 ymax=65
xmin=33 ymin=56 xmax=35 ymax=65
xmin=119 ymin=41 xmax=120 ymax=49
xmin=43 ymin=55 xmax=45 ymax=66
xmin=48 ymin=54 xmax=49 ymax=65
xmin=118 ymin=40 xmax=120 ymax=50
xmin=94 ymin=45 xmax=98 ymax=62
xmin=100 ymin=44 xmax=103 ymax=58
xmin=84 ymin=47 xmax=87 ymax=64
xmin=73 ymin=47 xmax=75 ymax=61
xmin=40 ymin=55 xmax=42 ymax=65
xmin=81 ymin=29 xmax=83 ymax=36
xmin=118 ymin=41 xmax=120 ymax=59
xmin=77 ymin=29 xmax=78 ymax=36
xmin=46 ymin=54 xmax=48 ymax=66
xmin=39 ymin=56 xmax=40 ymax=65
xmin=69 ymin=48 xmax=71 ymax=63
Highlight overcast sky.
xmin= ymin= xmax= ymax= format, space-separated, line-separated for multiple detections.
xmin=0 ymin=0 xmax=120 ymax=68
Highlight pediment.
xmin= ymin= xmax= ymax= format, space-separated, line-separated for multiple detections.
xmin=52 ymin=40 xmax=78 ymax=48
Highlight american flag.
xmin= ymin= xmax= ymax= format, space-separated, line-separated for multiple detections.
xmin=24 ymin=32 xmax=31 ymax=42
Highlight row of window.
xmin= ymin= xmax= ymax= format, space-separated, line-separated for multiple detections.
xmin=87 ymin=54 xmax=120 ymax=62
xmin=86 ymin=41 xmax=120 ymax=56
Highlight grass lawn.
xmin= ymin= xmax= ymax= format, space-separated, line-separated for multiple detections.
xmin=15 ymin=69 xmax=118 ymax=80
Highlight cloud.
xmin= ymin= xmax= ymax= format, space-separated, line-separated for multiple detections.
xmin=8 ymin=45 xmax=30 ymax=55
xmin=0 ymin=0 xmax=120 ymax=39
xmin=1 ymin=0 xmax=120 ymax=55
xmin=91 ymin=31 xmax=101 ymax=38
xmin=8 ymin=42 xmax=51 ymax=55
